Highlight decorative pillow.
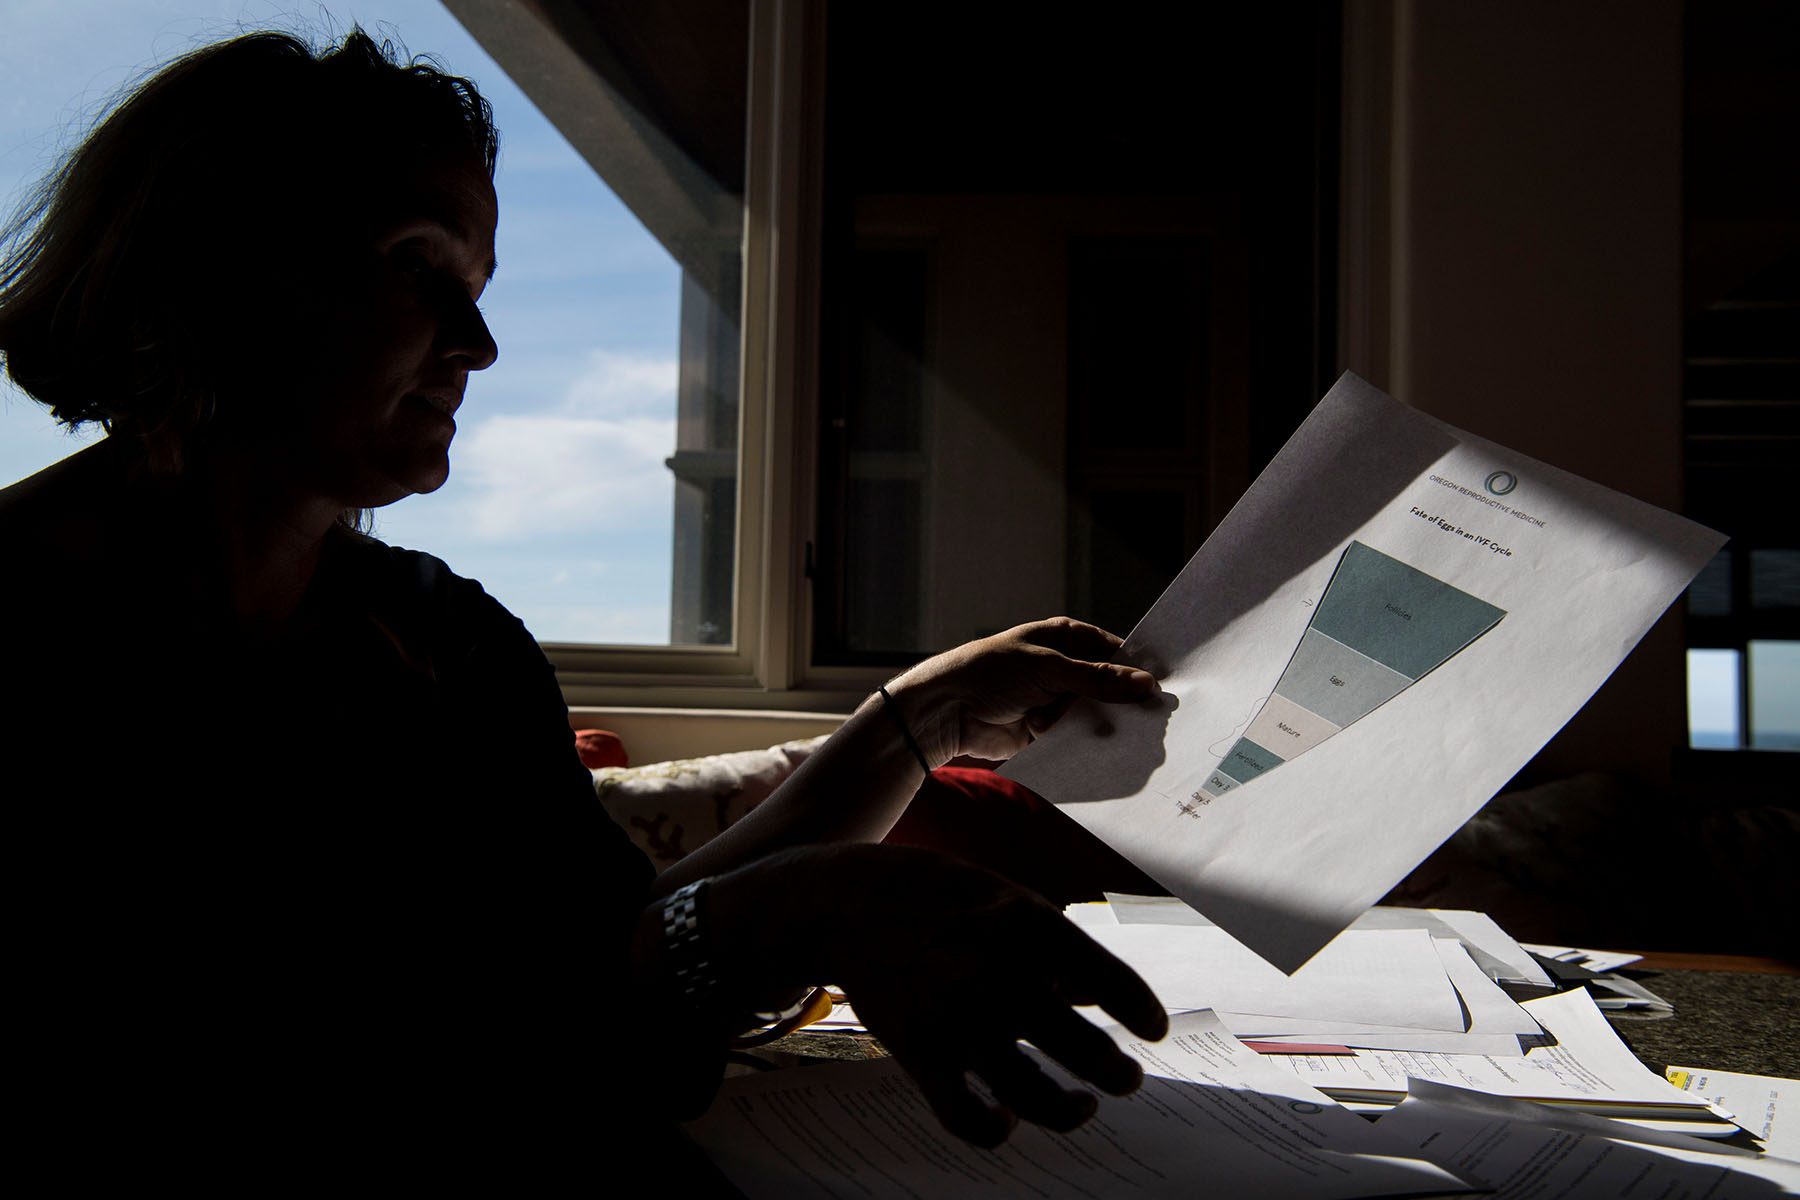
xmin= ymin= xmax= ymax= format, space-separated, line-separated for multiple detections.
xmin=573 ymin=728 xmax=629 ymax=769
xmin=593 ymin=736 xmax=828 ymax=869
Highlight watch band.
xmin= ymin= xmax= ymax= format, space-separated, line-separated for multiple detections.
xmin=662 ymin=878 xmax=721 ymax=1010
xmin=660 ymin=878 xmax=832 ymax=1045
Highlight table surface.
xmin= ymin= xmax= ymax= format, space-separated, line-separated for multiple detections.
xmin=1601 ymin=963 xmax=1799 ymax=1080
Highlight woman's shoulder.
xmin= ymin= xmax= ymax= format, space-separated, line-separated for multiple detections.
xmin=325 ymin=527 xmax=536 ymax=659
xmin=0 ymin=442 xmax=140 ymax=620
xmin=0 ymin=441 xmax=122 ymax=555
xmin=334 ymin=527 xmax=477 ymax=599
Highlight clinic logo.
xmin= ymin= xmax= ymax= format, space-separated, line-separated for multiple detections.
xmin=1484 ymin=470 xmax=1518 ymax=496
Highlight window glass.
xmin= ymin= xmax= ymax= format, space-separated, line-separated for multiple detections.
xmin=1684 ymin=548 xmax=1733 ymax=618
xmin=1748 ymin=640 xmax=1800 ymax=750
xmin=0 ymin=0 xmax=741 ymax=647
xmin=809 ymin=6 xmax=1333 ymax=664
xmin=1686 ymin=648 xmax=1742 ymax=750
xmin=1749 ymin=549 xmax=1800 ymax=612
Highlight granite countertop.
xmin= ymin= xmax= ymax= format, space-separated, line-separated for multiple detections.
xmin=1603 ymin=967 xmax=1800 ymax=1079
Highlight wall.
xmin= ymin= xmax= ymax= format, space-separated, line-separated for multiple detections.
xmin=1352 ymin=0 xmax=1687 ymax=788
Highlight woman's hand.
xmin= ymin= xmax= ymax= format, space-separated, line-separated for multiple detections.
xmin=709 ymin=844 xmax=1168 ymax=1146
xmin=885 ymin=617 xmax=1159 ymax=765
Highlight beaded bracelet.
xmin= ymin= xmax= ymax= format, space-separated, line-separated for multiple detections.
xmin=878 ymin=685 xmax=932 ymax=775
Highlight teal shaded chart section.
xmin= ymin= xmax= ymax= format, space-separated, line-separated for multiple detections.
xmin=1197 ymin=541 xmax=1505 ymax=801
xmin=1220 ymin=738 xmax=1283 ymax=783
xmin=1279 ymin=629 xmax=1411 ymax=727
xmin=1310 ymin=542 xmax=1509 ymax=680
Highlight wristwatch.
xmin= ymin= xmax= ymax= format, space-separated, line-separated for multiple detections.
xmin=659 ymin=877 xmax=829 ymax=1044
xmin=661 ymin=879 xmax=720 ymax=1010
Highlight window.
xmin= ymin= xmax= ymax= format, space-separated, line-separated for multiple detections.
xmin=1685 ymin=549 xmax=1800 ymax=751
xmin=2 ymin=0 xmax=763 ymax=661
xmin=1680 ymin=1 xmax=1799 ymax=753
xmin=805 ymin=3 xmax=1339 ymax=674
xmin=452 ymin=0 xmax=820 ymax=706
xmin=5 ymin=1 xmax=1343 ymax=712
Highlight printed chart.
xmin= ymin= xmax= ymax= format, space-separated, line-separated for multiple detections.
xmin=1197 ymin=542 xmax=1505 ymax=801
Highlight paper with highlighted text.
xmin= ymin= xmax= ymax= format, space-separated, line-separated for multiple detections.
xmin=1003 ymin=373 xmax=1724 ymax=973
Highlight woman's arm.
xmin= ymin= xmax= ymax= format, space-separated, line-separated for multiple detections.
xmin=621 ymin=617 xmax=1166 ymax=1143
xmin=653 ymin=617 xmax=1158 ymax=894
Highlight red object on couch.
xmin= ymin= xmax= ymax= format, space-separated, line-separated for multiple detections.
xmin=884 ymin=766 xmax=1166 ymax=905
xmin=574 ymin=728 xmax=629 ymax=770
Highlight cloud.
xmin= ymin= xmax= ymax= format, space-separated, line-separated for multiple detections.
xmin=443 ymin=348 xmax=682 ymax=540
xmin=453 ymin=412 xmax=673 ymax=540
xmin=557 ymin=348 xmax=679 ymax=419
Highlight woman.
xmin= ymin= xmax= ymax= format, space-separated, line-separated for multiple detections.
xmin=0 ymin=29 xmax=1166 ymax=1170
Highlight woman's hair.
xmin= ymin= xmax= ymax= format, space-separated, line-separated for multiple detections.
xmin=0 ymin=28 xmax=498 ymax=470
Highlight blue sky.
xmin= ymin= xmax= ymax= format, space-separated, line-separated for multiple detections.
xmin=0 ymin=0 xmax=685 ymax=643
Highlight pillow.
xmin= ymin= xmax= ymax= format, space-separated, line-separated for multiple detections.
xmin=593 ymin=736 xmax=827 ymax=870
xmin=573 ymin=728 xmax=628 ymax=769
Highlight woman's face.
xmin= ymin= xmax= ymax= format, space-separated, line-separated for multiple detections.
xmin=270 ymin=155 xmax=500 ymax=511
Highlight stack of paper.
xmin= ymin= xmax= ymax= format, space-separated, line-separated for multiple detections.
xmin=688 ymin=1011 xmax=1471 ymax=1199
xmin=814 ymin=911 xmax=1540 ymax=1055
xmin=1064 ymin=897 xmax=1735 ymax=1138
xmin=1524 ymin=941 xmax=1674 ymax=1013
xmin=1523 ymin=943 xmax=1645 ymax=974
xmin=689 ymin=1009 xmax=1796 ymax=1199
xmin=1667 ymin=1066 xmax=1797 ymax=1159
xmin=1371 ymin=1079 xmax=1800 ymax=1197
xmin=1102 ymin=895 xmax=1556 ymax=992
xmin=1265 ymin=988 xmax=1738 ymax=1136
xmin=1071 ymin=896 xmax=1547 ymax=1054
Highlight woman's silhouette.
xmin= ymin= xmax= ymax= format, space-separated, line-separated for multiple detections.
xmin=0 ymin=28 xmax=1165 ymax=1177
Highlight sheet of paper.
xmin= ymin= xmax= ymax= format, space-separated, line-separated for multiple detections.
xmin=1668 ymin=1066 xmax=1798 ymax=1160
xmin=1003 ymin=373 xmax=1724 ymax=972
xmin=1431 ymin=910 xmax=1556 ymax=988
xmin=1250 ymin=1031 xmax=1534 ymax=1055
xmin=685 ymin=1011 xmax=1470 ymax=1199
xmin=1247 ymin=940 xmax=1540 ymax=1050
xmin=828 ymin=928 xmax=1476 ymax=1036
xmin=1266 ymin=989 xmax=1716 ymax=1116
xmin=1104 ymin=893 xmax=1553 ymax=993
xmin=1109 ymin=895 xmax=1453 ymax=941
xmin=1373 ymin=1080 xmax=1800 ymax=1197
xmin=1083 ymin=925 xmax=1466 ymax=1031
xmin=1522 ymin=943 xmax=1645 ymax=974
xmin=1062 ymin=900 xmax=1120 ymax=927
xmin=1588 ymin=974 xmax=1674 ymax=1012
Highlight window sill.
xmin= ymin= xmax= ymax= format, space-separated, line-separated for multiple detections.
xmin=569 ymin=705 xmax=845 ymax=763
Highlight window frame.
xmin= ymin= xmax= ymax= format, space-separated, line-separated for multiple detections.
xmin=458 ymin=0 xmax=879 ymax=711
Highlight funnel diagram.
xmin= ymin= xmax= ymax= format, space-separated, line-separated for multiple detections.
xmin=1197 ymin=541 xmax=1505 ymax=801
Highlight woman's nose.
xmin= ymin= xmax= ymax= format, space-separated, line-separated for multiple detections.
xmin=444 ymin=293 xmax=498 ymax=372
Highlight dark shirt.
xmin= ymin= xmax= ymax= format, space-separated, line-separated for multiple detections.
xmin=7 ymin=526 xmax=657 ymax=1172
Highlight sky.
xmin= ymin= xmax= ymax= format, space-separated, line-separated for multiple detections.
xmin=0 ymin=0 xmax=685 ymax=644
